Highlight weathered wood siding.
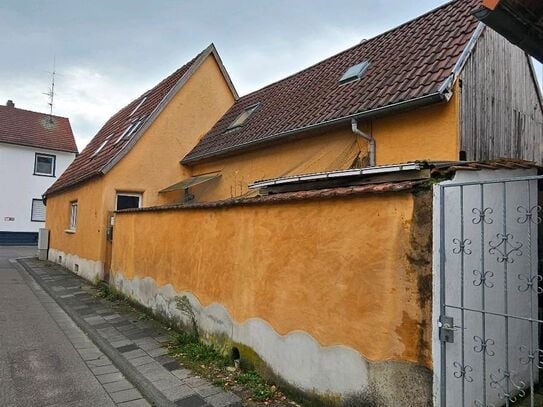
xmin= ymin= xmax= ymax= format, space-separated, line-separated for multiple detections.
xmin=459 ymin=28 xmax=543 ymax=163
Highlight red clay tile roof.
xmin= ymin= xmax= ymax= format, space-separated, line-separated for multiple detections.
xmin=0 ymin=104 xmax=77 ymax=153
xmin=183 ymin=0 xmax=481 ymax=164
xmin=45 ymin=47 xmax=210 ymax=196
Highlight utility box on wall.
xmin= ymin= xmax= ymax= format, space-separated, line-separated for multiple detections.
xmin=38 ymin=228 xmax=49 ymax=260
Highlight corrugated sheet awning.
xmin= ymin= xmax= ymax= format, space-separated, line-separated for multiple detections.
xmin=159 ymin=173 xmax=221 ymax=193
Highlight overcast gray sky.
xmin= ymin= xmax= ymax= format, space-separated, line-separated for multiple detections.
xmin=1 ymin=0 xmax=542 ymax=150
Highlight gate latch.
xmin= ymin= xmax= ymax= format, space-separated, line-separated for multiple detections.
xmin=439 ymin=315 xmax=457 ymax=343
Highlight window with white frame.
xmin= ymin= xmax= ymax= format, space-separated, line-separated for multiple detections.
xmin=69 ymin=201 xmax=78 ymax=231
xmin=34 ymin=153 xmax=56 ymax=176
xmin=116 ymin=193 xmax=142 ymax=211
xmin=31 ymin=199 xmax=46 ymax=222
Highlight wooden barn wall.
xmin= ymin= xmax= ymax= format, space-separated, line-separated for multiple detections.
xmin=459 ymin=28 xmax=543 ymax=164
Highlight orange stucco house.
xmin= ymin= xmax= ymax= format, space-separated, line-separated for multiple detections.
xmin=43 ymin=0 xmax=543 ymax=404
xmin=45 ymin=0 xmax=541 ymax=280
xmin=44 ymin=45 xmax=239 ymax=280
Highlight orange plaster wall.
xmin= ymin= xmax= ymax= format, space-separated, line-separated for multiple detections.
xmin=45 ymin=177 xmax=106 ymax=262
xmin=373 ymin=88 xmax=460 ymax=165
xmin=191 ymin=127 xmax=368 ymax=202
xmin=111 ymin=192 xmax=431 ymax=365
xmin=45 ymin=53 xmax=236 ymax=263
xmin=189 ymin=93 xmax=459 ymax=202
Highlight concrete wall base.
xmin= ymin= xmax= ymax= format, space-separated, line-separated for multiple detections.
xmin=111 ymin=271 xmax=432 ymax=405
xmin=48 ymin=248 xmax=104 ymax=282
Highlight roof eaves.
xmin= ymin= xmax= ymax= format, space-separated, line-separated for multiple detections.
xmin=0 ymin=139 xmax=78 ymax=154
xmin=181 ymin=90 xmax=448 ymax=165
xmin=438 ymin=22 xmax=486 ymax=93
xmin=100 ymin=44 xmax=222 ymax=176
xmin=43 ymin=170 xmax=102 ymax=199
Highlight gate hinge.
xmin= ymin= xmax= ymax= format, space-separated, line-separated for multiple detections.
xmin=439 ymin=315 xmax=456 ymax=343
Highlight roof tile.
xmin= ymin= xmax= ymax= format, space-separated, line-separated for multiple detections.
xmin=0 ymin=105 xmax=77 ymax=153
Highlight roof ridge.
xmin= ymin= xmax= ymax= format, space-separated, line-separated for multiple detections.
xmin=234 ymin=0 xmax=461 ymax=100
xmin=98 ymin=46 xmax=209 ymax=124
xmin=0 ymin=104 xmax=70 ymax=120
xmin=98 ymin=44 xmax=214 ymax=174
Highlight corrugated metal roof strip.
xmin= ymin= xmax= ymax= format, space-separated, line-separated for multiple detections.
xmin=250 ymin=158 xmax=540 ymax=190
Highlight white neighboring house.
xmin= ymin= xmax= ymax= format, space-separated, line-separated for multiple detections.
xmin=0 ymin=100 xmax=78 ymax=245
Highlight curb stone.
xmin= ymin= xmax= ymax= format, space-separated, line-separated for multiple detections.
xmin=16 ymin=258 xmax=242 ymax=407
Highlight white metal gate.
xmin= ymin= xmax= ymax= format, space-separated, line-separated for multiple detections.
xmin=437 ymin=175 xmax=541 ymax=406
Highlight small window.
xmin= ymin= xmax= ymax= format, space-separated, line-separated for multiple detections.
xmin=228 ymin=104 xmax=259 ymax=129
xmin=31 ymin=199 xmax=46 ymax=222
xmin=34 ymin=153 xmax=56 ymax=176
xmin=116 ymin=193 xmax=142 ymax=210
xmin=339 ymin=61 xmax=370 ymax=84
xmin=69 ymin=201 xmax=78 ymax=231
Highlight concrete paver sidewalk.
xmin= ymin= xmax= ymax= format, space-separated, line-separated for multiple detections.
xmin=18 ymin=257 xmax=242 ymax=407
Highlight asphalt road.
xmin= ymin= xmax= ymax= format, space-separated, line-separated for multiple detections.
xmin=0 ymin=246 xmax=116 ymax=407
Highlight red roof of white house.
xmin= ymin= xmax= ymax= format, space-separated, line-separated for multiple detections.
xmin=0 ymin=103 xmax=77 ymax=153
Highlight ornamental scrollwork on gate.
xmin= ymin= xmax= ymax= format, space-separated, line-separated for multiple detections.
xmin=489 ymin=368 xmax=526 ymax=403
xmin=472 ymin=207 xmax=494 ymax=225
xmin=488 ymin=233 xmax=523 ymax=263
xmin=517 ymin=273 xmax=542 ymax=294
xmin=453 ymin=238 xmax=473 ymax=255
xmin=473 ymin=335 xmax=495 ymax=356
xmin=517 ymin=205 xmax=542 ymax=225
xmin=519 ymin=346 xmax=543 ymax=369
xmin=453 ymin=361 xmax=474 ymax=382
xmin=473 ymin=269 xmax=494 ymax=288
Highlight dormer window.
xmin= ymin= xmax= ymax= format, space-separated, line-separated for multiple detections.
xmin=339 ymin=61 xmax=370 ymax=84
xmin=228 ymin=104 xmax=259 ymax=129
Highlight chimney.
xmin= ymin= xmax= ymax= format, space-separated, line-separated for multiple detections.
xmin=6 ymin=100 xmax=14 ymax=108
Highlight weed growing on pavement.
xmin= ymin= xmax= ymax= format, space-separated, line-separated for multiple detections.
xmin=94 ymin=286 xmax=295 ymax=405
xmin=168 ymin=330 xmax=281 ymax=403
xmin=169 ymin=296 xmax=288 ymax=404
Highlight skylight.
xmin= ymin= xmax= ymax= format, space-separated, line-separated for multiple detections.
xmin=227 ymin=104 xmax=259 ymax=129
xmin=91 ymin=140 xmax=108 ymax=158
xmin=114 ymin=121 xmax=142 ymax=145
xmin=129 ymin=97 xmax=147 ymax=117
xmin=339 ymin=61 xmax=370 ymax=84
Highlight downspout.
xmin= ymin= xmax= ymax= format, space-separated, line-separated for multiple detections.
xmin=351 ymin=119 xmax=376 ymax=167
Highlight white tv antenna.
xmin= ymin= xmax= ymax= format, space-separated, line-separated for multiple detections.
xmin=43 ymin=59 xmax=57 ymax=122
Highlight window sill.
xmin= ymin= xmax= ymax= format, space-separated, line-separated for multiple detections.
xmin=33 ymin=173 xmax=56 ymax=178
xmin=64 ymin=229 xmax=76 ymax=234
